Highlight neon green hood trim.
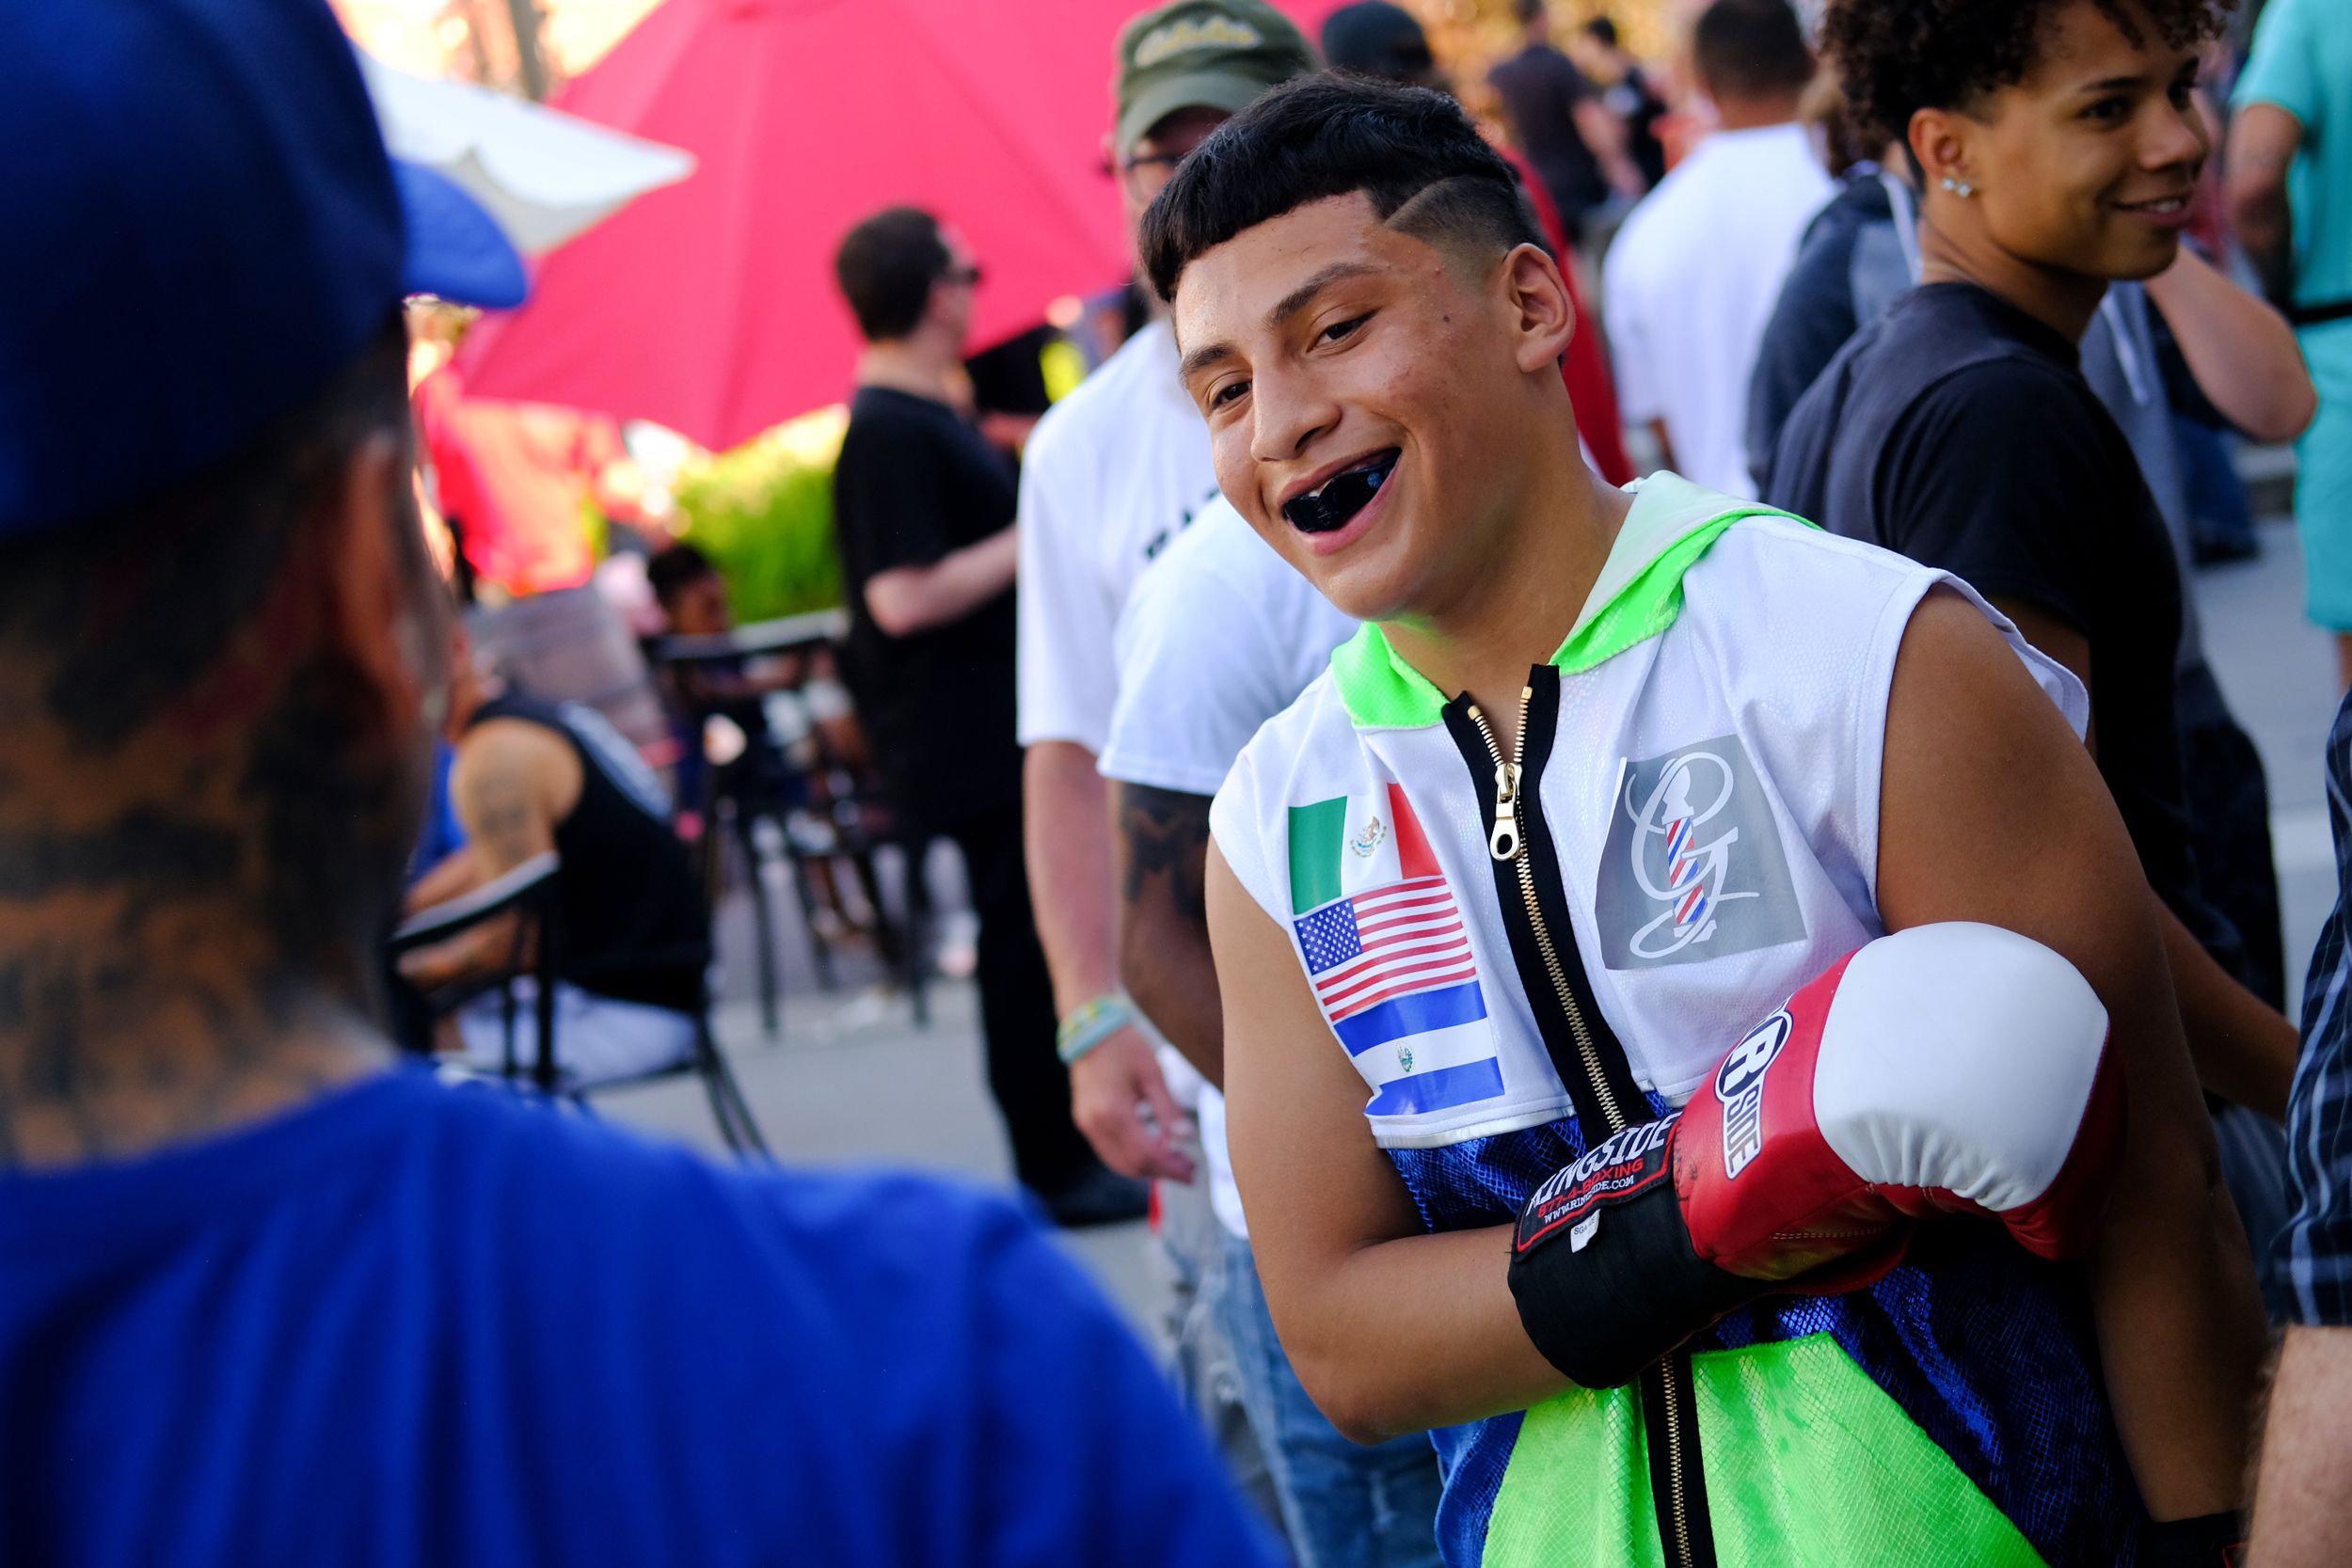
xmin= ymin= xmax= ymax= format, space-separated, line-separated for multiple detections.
xmin=1327 ymin=473 xmax=1809 ymax=730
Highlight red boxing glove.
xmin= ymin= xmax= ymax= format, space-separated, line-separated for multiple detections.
xmin=1509 ymin=923 xmax=2122 ymax=1388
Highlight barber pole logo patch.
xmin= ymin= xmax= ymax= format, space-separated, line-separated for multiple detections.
xmin=1595 ymin=735 xmax=1807 ymax=971
xmin=1715 ymin=1011 xmax=1790 ymax=1180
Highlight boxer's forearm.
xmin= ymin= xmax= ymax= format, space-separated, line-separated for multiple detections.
xmin=2088 ymin=1103 xmax=2265 ymax=1518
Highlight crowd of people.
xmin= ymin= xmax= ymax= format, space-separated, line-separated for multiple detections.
xmin=10 ymin=0 xmax=2352 ymax=1564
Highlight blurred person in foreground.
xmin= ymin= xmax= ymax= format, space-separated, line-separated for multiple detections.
xmin=1601 ymin=0 xmax=1834 ymax=497
xmin=0 ymin=3 xmax=1285 ymax=1562
xmin=828 ymin=206 xmax=1140 ymax=1227
xmin=1148 ymin=70 xmax=2265 ymax=1566
xmin=1321 ymin=0 xmax=1631 ymax=485
xmin=2229 ymin=0 xmax=2352 ymax=689
xmin=1486 ymin=0 xmax=1645 ymax=246
xmin=1771 ymin=0 xmax=2304 ymax=1133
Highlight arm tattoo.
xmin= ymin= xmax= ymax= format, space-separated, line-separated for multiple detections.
xmin=458 ymin=757 xmax=545 ymax=868
xmin=1120 ymin=784 xmax=1214 ymax=924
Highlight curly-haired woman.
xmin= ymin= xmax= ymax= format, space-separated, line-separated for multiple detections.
xmin=1774 ymin=0 xmax=2306 ymax=1089
xmin=1768 ymin=0 xmax=2300 ymax=1538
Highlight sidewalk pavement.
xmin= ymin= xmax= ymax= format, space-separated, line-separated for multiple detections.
xmin=596 ymin=865 xmax=1169 ymax=1340
xmin=605 ymin=482 xmax=2344 ymax=1345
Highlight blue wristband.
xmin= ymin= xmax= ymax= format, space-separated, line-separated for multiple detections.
xmin=1057 ymin=995 xmax=1135 ymax=1065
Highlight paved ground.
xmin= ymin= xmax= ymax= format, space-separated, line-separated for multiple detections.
xmin=603 ymin=470 xmax=2343 ymax=1339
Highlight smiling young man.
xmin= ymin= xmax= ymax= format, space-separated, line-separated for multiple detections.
xmin=1145 ymin=73 xmax=2267 ymax=1566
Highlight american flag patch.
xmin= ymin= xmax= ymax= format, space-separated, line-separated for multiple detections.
xmin=1295 ymin=877 xmax=1478 ymax=1024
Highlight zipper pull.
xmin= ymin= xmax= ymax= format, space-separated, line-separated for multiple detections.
xmin=1489 ymin=760 xmax=1522 ymax=862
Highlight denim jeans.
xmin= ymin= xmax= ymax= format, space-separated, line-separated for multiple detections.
xmin=1211 ymin=1228 xmax=1446 ymax=1568
xmin=1155 ymin=1166 xmax=1285 ymax=1543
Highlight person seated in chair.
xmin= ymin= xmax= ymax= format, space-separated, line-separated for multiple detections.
xmin=403 ymin=626 xmax=709 ymax=1087
xmin=647 ymin=540 xmax=895 ymax=951
xmin=647 ymin=541 xmax=875 ymax=795
xmin=646 ymin=542 xmax=803 ymax=795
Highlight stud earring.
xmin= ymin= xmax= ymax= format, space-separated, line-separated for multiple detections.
xmin=1940 ymin=175 xmax=1975 ymax=198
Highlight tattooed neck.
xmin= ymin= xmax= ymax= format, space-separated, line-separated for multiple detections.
xmin=0 ymin=820 xmax=393 ymax=1172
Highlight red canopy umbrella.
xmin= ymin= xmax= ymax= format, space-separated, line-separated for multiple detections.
xmin=459 ymin=0 xmax=1346 ymax=451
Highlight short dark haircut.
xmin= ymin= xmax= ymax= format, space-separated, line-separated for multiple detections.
xmin=1583 ymin=16 xmax=1620 ymax=47
xmin=1140 ymin=74 xmax=1546 ymax=305
xmin=1824 ymin=0 xmax=2233 ymax=148
xmin=645 ymin=541 xmax=719 ymax=607
xmin=1513 ymin=0 xmax=1545 ymax=26
xmin=832 ymin=206 xmax=950 ymax=343
xmin=1692 ymin=0 xmax=1815 ymax=102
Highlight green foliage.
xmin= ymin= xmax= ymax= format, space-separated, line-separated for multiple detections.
xmin=671 ymin=413 xmax=846 ymax=621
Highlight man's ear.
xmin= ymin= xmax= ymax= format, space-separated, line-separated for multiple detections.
xmin=1910 ymin=106 xmax=1977 ymax=198
xmin=1501 ymin=243 xmax=1576 ymax=372
xmin=319 ymin=434 xmax=447 ymax=741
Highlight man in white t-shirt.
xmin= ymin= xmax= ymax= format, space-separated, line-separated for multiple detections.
xmin=1016 ymin=0 xmax=1313 ymax=1189
xmin=1015 ymin=0 xmax=1317 ymax=1534
xmin=1600 ymin=0 xmax=1832 ymax=497
xmin=1103 ymin=501 xmax=1442 ymax=1568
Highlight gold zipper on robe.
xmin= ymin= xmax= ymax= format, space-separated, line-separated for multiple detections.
xmin=1466 ymin=688 xmax=1627 ymax=1133
xmin=1468 ymin=679 xmax=1700 ymax=1568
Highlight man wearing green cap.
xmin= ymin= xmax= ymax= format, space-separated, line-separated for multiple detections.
xmin=1015 ymin=0 xmax=1348 ymax=1552
xmin=1025 ymin=0 xmax=1311 ymax=1180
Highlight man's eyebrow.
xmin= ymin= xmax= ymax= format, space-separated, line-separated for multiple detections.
xmin=2077 ymin=71 xmax=2154 ymax=93
xmin=1178 ymin=341 xmax=1235 ymax=385
xmin=1264 ymin=261 xmax=1382 ymax=331
xmin=1174 ymin=260 xmax=1385 ymax=388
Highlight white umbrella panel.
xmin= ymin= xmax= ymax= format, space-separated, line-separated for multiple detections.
xmin=360 ymin=53 xmax=695 ymax=257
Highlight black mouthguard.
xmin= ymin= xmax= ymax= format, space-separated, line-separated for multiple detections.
xmin=1282 ymin=453 xmax=1397 ymax=533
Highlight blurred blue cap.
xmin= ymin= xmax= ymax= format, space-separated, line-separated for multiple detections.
xmin=0 ymin=0 xmax=530 ymax=539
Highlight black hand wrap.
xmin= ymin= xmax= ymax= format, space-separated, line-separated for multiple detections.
xmin=1504 ymin=1117 xmax=1756 ymax=1389
xmin=2137 ymin=1513 xmax=2244 ymax=1567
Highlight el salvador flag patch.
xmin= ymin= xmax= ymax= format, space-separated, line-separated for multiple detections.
xmin=1288 ymin=784 xmax=1505 ymax=1117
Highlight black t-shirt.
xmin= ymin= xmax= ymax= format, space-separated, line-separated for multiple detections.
xmin=1747 ymin=170 xmax=1897 ymax=493
xmin=469 ymin=692 xmax=709 ymax=1014
xmin=830 ymin=385 xmax=1021 ymax=831
xmin=1488 ymin=44 xmax=1604 ymax=223
xmin=1766 ymin=282 xmax=2201 ymax=921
